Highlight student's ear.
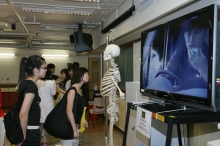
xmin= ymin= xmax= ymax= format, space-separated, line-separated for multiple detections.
xmin=33 ymin=68 xmax=38 ymax=74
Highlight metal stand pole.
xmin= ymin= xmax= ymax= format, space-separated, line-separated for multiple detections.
xmin=105 ymin=33 xmax=109 ymax=146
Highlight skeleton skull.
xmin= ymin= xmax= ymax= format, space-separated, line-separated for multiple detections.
xmin=103 ymin=44 xmax=120 ymax=60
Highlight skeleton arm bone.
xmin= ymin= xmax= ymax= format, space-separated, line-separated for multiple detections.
xmin=110 ymin=77 xmax=125 ymax=97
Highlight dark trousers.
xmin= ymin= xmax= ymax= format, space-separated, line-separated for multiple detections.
xmin=22 ymin=129 xmax=41 ymax=146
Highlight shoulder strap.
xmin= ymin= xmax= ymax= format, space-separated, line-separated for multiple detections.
xmin=70 ymin=86 xmax=77 ymax=91
xmin=63 ymin=87 xmax=76 ymax=97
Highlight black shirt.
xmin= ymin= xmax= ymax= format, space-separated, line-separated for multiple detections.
xmin=18 ymin=80 xmax=41 ymax=126
xmin=50 ymin=74 xmax=59 ymax=80
xmin=71 ymin=87 xmax=85 ymax=125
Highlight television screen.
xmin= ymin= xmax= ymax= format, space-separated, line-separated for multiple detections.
xmin=140 ymin=4 xmax=219 ymax=112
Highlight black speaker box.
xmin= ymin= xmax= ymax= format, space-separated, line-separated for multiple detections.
xmin=69 ymin=34 xmax=75 ymax=43
xmin=11 ymin=24 xmax=16 ymax=30
xmin=74 ymin=31 xmax=93 ymax=48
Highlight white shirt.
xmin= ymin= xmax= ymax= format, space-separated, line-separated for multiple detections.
xmin=59 ymin=80 xmax=71 ymax=99
xmin=36 ymin=80 xmax=56 ymax=123
xmin=65 ymin=80 xmax=71 ymax=90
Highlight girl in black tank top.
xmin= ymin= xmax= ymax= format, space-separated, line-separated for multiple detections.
xmin=61 ymin=67 xmax=89 ymax=146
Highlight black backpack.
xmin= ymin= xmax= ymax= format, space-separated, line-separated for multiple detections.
xmin=4 ymin=101 xmax=24 ymax=144
xmin=44 ymin=87 xmax=78 ymax=139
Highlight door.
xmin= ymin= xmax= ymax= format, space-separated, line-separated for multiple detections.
xmin=88 ymin=58 xmax=100 ymax=100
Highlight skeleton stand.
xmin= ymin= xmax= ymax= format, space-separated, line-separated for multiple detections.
xmin=104 ymin=33 xmax=109 ymax=146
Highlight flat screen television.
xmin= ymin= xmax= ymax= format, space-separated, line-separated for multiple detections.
xmin=140 ymin=4 xmax=219 ymax=112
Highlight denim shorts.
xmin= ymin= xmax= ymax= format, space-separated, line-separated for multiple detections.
xmin=22 ymin=129 xmax=41 ymax=146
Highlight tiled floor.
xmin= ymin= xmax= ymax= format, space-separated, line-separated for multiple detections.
xmin=3 ymin=113 xmax=123 ymax=146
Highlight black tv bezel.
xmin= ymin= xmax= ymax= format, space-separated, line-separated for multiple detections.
xmin=140 ymin=4 xmax=217 ymax=111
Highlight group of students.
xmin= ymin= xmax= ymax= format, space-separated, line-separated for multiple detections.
xmin=16 ymin=55 xmax=89 ymax=146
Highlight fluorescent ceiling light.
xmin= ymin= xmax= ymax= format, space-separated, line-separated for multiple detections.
xmin=22 ymin=7 xmax=93 ymax=15
xmin=41 ymin=24 xmax=78 ymax=29
xmin=40 ymin=24 xmax=96 ymax=29
xmin=0 ymin=53 xmax=15 ymax=56
xmin=42 ymin=54 xmax=69 ymax=57
xmin=44 ymin=42 xmax=71 ymax=45
xmin=71 ymin=0 xmax=101 ymax=2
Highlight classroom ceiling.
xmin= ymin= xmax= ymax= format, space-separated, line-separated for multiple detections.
xmin=0 ymin=0 xmax=126 ymax=52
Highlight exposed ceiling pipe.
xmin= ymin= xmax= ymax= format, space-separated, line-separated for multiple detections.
xmin=0 ymin=32 xmax=72 ymax=36
xmin=6 ymin=0 xmax=32 ymax=40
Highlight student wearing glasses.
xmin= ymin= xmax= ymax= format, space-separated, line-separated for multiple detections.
xmin=17 ymin=55 xmax=47 ymax=146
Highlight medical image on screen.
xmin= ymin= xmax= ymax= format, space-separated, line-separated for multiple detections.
xmin=142 ymin=12 xmax=210 ymax=98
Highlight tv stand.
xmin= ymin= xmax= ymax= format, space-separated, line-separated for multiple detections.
xmin=123 ymin=102 xmax=220 ymax=146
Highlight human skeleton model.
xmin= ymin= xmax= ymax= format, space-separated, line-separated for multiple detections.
xmin=100 ymin=44 xmax=125 ymax=146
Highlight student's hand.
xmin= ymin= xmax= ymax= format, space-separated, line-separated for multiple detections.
xmin=56 ymin=85 xmax=60 ymax=92
xmin=73 ymin=129 xmax=79 ymax=138
xmin=188 ymin=48 xmax=207 ymax=72
xmin=83 ymin=121 xmax=88 ymax=128
xmin=17 ymin=138 xmax=25 ymax=146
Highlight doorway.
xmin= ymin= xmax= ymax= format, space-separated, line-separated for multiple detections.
xmin=88 ymin=58 xmax=100 ymax=100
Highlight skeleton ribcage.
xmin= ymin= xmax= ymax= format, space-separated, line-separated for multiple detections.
xmin=100 ymin=68 xmax=118 ymax=97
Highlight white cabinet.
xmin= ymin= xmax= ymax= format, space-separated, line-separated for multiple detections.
xmin=126 ymin=108 xmax=150 ymax=146
xmin=125 ymin=82 xmax=188 ymax=146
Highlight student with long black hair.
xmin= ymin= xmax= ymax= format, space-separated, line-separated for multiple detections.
xmin=56 ymin=68 xmax=71 ymax=94
xmin=17 ymin=55 xmax=47 ymax=146
xmin=61 ymin=67 xmax=89 ymax=146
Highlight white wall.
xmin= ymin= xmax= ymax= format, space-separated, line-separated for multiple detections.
xmin=0 ymin=48 xmax=88 ymax=83
xmin=189 ymin=123 xmax=220 ymax=146
xmin=133 ymin=41 xmax=141 ymax=82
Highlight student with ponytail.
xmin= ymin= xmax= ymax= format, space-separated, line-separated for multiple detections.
xmin=17 ymin=55 xmax=47 ymax=146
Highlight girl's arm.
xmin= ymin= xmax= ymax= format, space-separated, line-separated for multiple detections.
xmin=19 ymin=93 xmax=35 ymax=145
xmin=56 ymin=84 xmax=66 ymax=94
xmin=66 ymin=89 xmax=79 ymax=138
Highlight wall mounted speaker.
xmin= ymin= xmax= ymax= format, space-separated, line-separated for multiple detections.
xmin=11 ymin=24 xmax=16 ymax=30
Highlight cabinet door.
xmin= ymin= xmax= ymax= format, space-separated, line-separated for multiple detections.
xmin=2 ymin=92 xmax=9 ymax=108
xmin=2 ymin=92 xmax=18 ymax=108
xmin=8 ymin=92 xmax=18 ymax=107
